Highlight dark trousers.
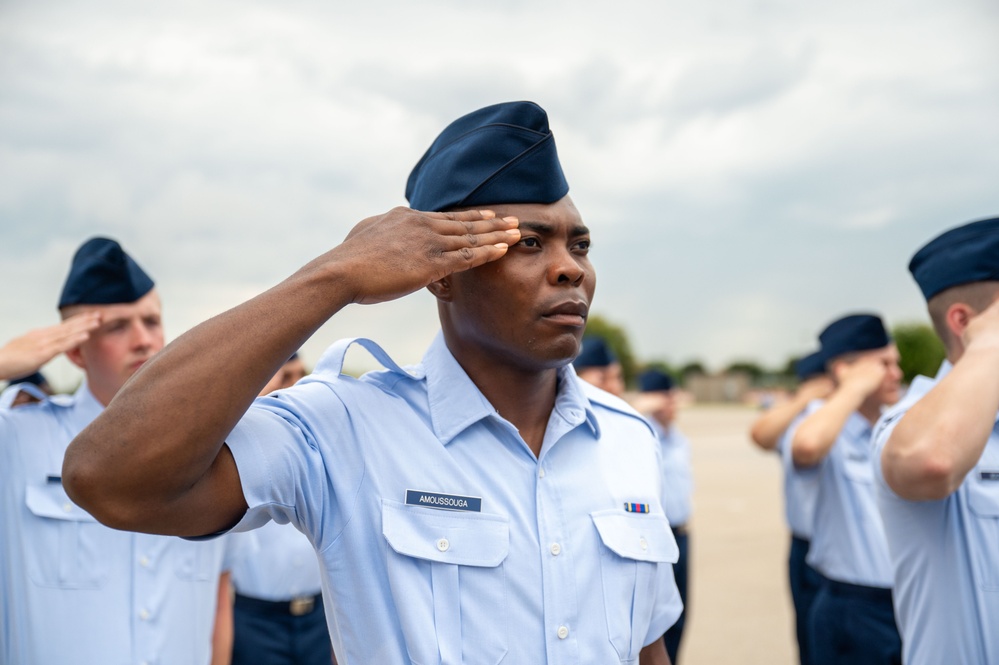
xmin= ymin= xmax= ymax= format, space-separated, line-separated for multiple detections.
xmin=788 ymin=536 xmax=823 ymax=665
xmin=232 ymin=593 xmax=334 ymax=665
xmin=664 ymin=528 xmax=689 ymax=664
xmin=808 ymin=579 xmax=902 ymax=665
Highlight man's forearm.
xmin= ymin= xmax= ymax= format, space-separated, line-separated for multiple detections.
xmin=884 ymin=345 xmax=999 ymax=500
xmin=62 ymin=208 xmax=518 ymax=536
xmin=63 ymin=258 xmax=355 ymax=532
xmin=750 ymin=392 xmax=812 ymax=450
xmin=211 ymin=572 xmax=234 ymax=665
xmin=791 ymin=387 xmax=865 ymax=467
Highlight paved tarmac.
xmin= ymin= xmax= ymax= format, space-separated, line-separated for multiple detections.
xmin=673 ymin=405 xmax=797 ymax=665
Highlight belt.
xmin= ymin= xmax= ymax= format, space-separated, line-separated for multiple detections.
xmin=234 ymin=592 xmax=322 ymax=617
xmin=671 ymin=524 xmax=689 ymax=537
xmin=825 ymin=579 xmax=893 ymax=604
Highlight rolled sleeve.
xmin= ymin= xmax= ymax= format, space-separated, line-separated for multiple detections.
xmin=225 ymin=380 xmax=357 ymax=551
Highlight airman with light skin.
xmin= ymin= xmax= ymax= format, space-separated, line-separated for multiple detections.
xmin=870 ymin=216 xmax=999 ymax=665
xmin=882 ymin=282 xmax=999 ymax=499
xmin=791 ymin=345 xmax=902 ymax=467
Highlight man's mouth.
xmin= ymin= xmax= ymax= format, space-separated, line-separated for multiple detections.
xmin=542 ymin=301 xmax=588 ymax=327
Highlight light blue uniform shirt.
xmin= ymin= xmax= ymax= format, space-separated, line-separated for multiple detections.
xmin=0 ymin=383 xmax=235 ymax=665
xmin=230 ymin=520 xmax=323 ymax=601
xmin=790 ymin=409 xmax=893 ymax=587
xmin=225 ymin=335 xmax=683 ymax=665
xmin=648 ymin=419 xmax=693 ymax=527
xmin=873 ymin=361 xmax=999 ymax=664
xmin=777 ymin=400 xmax=824 ymax=539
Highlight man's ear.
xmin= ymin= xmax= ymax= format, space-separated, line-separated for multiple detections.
xmin=426 ymin=276 xmax=452 ymax=302
xmin=829 ymin=357 xmax=849 ymax=383
xmin=946 ymin=302 xmax=975 ymax=341
xmin=65 ymin=345 xmax=86 ymax=371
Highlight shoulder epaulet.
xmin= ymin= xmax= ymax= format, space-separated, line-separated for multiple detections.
xmin=311 ymin=337 xmax=420 ymax=382
xmin=579 ymin=381 xmax=656 ymax=435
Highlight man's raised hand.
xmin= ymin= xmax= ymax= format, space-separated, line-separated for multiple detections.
xmin=0 ymin=312 xmax=101 ymax=380
xmin=336 ymin=208 xmax=520 ymax=305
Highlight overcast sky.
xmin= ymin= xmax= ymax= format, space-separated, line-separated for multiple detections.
xmin=2 ymin=0 xmax=998 ymax=387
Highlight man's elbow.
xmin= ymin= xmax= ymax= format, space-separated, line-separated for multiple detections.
xmin=62 ymin=441 xmax=141 ymax=530
xmin=749 ymin=423 xmax=779 ymax=451
xmin=791 ymin=433 xmax=824 ymax=468
xmin=883 ymin=444 xmax=963 ymax=501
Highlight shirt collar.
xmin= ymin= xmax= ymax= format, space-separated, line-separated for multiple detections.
xmin=553 ymin=367 xmax=600 ymax=439
xmin=72 ymin=381 xmax=105 ymax=424
xmin=422 ymin=333 xmax=598 ymax=444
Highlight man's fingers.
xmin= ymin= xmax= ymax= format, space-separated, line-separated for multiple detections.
xmin=433 ymin=209 xmax=497 ymax=222
xmin=432 ymin=215 xmax=519 ymax=237
xmin=59 ymin=313 xmax=102 ymax=338
xmin=441 ymin=243 xmax=511 ymax=274
xmin=439 ymin=227 xmax=521 ymax=252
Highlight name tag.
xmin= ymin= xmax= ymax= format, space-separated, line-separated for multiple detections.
xmin=980 ymin=471 xmax=999 ymax=481
xmin=406 ymin=490 xmax=481 ymax=512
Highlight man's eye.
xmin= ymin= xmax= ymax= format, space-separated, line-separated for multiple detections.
xmin=575 ymin=240 xmax=591 ymax=251
xmin=519 ymin=237 xmax=540 ymax=248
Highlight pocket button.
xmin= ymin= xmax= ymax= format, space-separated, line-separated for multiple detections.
xmin=436 ymin=538 xmax=450 ymax=552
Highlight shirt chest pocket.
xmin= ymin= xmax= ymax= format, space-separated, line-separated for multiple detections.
xmin=966 ymin=473 xmax=999 ymax=591
xmin=842 ymin=454 xmax=874 ymax=484
xmin=24 ymin=483 xmax=113 ymax=589
xmin=381 ymin=500 xmax=510 ymax=665
xmin=592 ymin=510 xmax=679 ymax=663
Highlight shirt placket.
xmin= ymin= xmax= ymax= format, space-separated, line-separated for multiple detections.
xmin=536 ymin=407 xmax=586 ymax=665
xmin=134 ymin=534 xmax=161 ymax=665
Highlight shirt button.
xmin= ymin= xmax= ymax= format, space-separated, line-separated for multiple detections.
xmin=557 ymin=625 xmax=569 ymax=639
xmin=62 ymin=503 xmax=73 ymax=513
xmin=139 ymin=609 xmax=150 ymax=621
xmin=437 ymin=538 xmax=450 ymax=552
xmin=639 ymin=537 xmax=648 ymax=551
xmin=139 ymin=556 xmax=150 ymax=567
xmin=538 ymin=468 xmax=546 ymax=478
xmin=550 ymin=543 xmax=561 ymax=556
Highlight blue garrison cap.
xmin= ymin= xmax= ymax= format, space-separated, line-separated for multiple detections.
xmin=909 ymin=216 xmax=999 ymax=301
xmin=818 ymin=313 xmax=890 ymax=361
xmin=573 ymin=336 xmax=617 ymax=370
xmin=405 ymin=101 xmax=570 ymax=212
xmin=639 ymin=368 xmax=675 ymax=392
xmin=7 ymin=371 xmax=49 ymax=389
xmin=794 ymin=350 xmax=827 ymax=381
xmin=58 ymin=237 xmax=154 ymax=309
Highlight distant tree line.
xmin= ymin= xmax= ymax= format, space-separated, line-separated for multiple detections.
xmin=584 ymin=314 xmax=946 ymax=389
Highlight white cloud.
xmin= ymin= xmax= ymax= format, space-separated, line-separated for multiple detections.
xmin=1 ymin=0 xmax=998 ymax=384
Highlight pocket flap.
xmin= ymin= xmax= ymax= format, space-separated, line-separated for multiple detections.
xmin=842 ymin=454 xmax=874 ymax=483
xmin=382 ymin=500 xmax=509 ymax=567
xmin=592 ymin=510 xmax=678 ymax=563
xmin=968 ymin=473 xmax=999 ymax=517
xmin=25 ymin=484 xmax=98 ymax=522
